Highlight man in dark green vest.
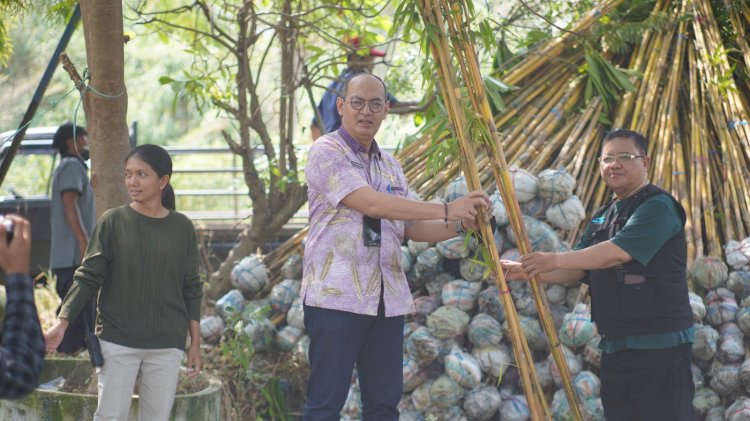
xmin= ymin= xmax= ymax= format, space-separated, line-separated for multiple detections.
xmin=503 ymin=129 xmax=694 ymax=421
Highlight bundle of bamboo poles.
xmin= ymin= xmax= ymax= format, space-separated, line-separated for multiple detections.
xmin=418 ymin=0 xmax=551 ymax=417
xmin=433 ymin=1 xmax=587 ymax=419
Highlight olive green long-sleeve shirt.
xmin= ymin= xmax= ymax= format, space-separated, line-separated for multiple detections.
xmin=60 ymin=205 xmax=202 ymax=350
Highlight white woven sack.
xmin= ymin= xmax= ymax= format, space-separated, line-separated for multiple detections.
xmin=489 ymin=192 xmax=509 ymax=226
xmin=472 ymin=344 xmax=512 ymax=378
xmin=293 ymin=335 xmax=310 ymax=366
xmin=549 ymin=345 xmax=583 ymax=387
xmin=286 ymin=298 xmax=305 ymax=329
xmin=499 ymin=394 xmax=529 ymax=421
xmin=509 ymin=166 xmax=538 ymax=203
xmin=689 ymin=255 xmax=728 ymax=290
xmin=215 ymin=289 xmax=246 ymax=319
xmin=274 ymin=325 xmax=303 ymax=351
xmin=429 ymin=375 xmax=464 ymax=409
xmin=444 ymin=349 xmax=482 ymax=389
xmin=463 ymin=386 xmax=502 ymax=421
xmin=281 ymin=254 xmax=303 ymax=280
xmin=726 ymin=396 xmax=750 ymax=421
xmin=726 ymin=240 xmax=750 ymax=270
xmin=443 ymin=175 xmax=469 ymax=202
xmin=688 ymin=292 xmax=707 ymax=322
xmin=546 ymin=195 xmax=586 ymax=231
xmin=538 ymin=168 xmax=576 ymax=203
xmin=411 ymin=379 xmax=434 ymax=412
xmin=230 ymin=255 xmax=269 ymax=299
xmin=241 ymin=317 xmax=275 ymax=352
xmin=199 ymin=315 xmax=224 ymax=344
xmin=407 ymin=239 xmax=430 ymax=257
xmin=269 ymin=279 xmax=301 ymax=313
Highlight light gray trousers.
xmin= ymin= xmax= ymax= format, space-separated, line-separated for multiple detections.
xmin=94 ymin=339 xmax=184 ymax=421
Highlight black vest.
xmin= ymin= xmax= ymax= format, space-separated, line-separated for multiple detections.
xmin=585 ymin=184 xmax=693 ymax=340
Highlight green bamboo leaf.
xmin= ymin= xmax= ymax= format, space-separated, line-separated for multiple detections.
xmin=479 ymin=21 xmax=495 ymax=49
xmin=425 ymin=25 xmax=440 ymax=48
xmin=486 ymin=86 xmax=506 ymax=113
xmin=484 ymin=75 xmax=512 ymax=92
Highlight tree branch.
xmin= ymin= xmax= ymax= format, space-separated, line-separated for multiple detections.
xmin=196 ymin=0 xmax=237 ymax=48
xmin=136 ymin=16 xmax=236 ymax=53
xmin=221 ymin=130 xmax=243 ymax=155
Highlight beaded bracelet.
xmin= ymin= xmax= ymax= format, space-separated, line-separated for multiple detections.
xmin=443 ymin=202 xmax=449 ymax=228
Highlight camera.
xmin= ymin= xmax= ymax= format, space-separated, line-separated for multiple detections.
xmin=1 ymin=218 xmax=13 ymax=244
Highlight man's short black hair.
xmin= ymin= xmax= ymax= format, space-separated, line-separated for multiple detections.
xmin=603 ymin=128 xmax=648 ymax=155
xmin=52 ymin=123 xmax=87 ymax=155
xmin=339 ymin=73 xmax=388 ymax=101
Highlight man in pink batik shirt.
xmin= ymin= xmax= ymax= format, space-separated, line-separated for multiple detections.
xmin=302 ymin=73 xmax=490 ymax=421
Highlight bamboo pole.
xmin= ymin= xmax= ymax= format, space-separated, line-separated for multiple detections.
xmin=691 ymin=0 xmax=750 ymax=241
xmin=418 ymin=0 xmax=549 ymax=417
xmin=443 ymin=1 xmax=585 ymax=418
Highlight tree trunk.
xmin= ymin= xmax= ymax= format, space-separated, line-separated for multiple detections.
xmin=79 ymin=0 xmax=130 ymax=217
xmin=205 ymin=2 xmax=309 ymax=299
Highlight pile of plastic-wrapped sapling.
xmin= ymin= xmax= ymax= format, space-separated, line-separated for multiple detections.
xmin=688 ymin=237 xmax=750 ymax=420
xmin=199 ymin=166 xmax=613 ymax=420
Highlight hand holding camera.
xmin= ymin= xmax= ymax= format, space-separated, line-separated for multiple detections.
xmin=0 ymin=215 xmax=30 ymax=275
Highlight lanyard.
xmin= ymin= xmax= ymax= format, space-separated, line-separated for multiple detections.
xmin=337 ymin=128 xmax=383 ymax=190
xmin=355 ymin=151 xmax=382 ymax=191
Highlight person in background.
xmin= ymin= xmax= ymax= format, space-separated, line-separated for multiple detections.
xmin=50 ymin=122 xmax=96 ymax=355
xmin=0 ymin=215 xmax=45 ymax=398
xmin=310 ymin=37 xmax=419 ymax=140
xmin=44 ymin=144 xmax=203 ymax=421
xmin=502 ymin=129 xmax=694 ymax=421
xmin=303 ymin=72 xmax=490 ymax=420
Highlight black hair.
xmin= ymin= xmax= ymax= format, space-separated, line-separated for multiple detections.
xmin=339 ymin=73 xmax=388 ymax=102
xmin=603 ymin=129 xmax=648 ymax=155
xmin=53 ymin=123 xmax=87 ymax=155
xmin=125 ymin=144 xmax=176 ymax=210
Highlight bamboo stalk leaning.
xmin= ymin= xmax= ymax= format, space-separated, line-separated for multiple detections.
xmin=443 ymin=2 xmax=586 ymax=419
xmin=418 ymin=0 xmax=549 ymax=418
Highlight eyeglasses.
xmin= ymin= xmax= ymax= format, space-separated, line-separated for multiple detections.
xmin=599 ymin=153 xmax=646 ymax=165
xmin=344 ymin=96 xmax=385 ymax=113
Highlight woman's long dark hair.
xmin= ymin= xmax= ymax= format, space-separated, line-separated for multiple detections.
xmin=126 ymin=144 xmax=176 ymax=210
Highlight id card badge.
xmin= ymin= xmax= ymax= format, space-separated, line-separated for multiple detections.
xmin=363 ymin=215 xmax=382 ymax=247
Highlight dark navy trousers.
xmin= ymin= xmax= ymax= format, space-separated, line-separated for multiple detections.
xmin=600 ymin=343 xmax=696 ymax=421
xmin=302 ymin=298 xmax=404 ymax=421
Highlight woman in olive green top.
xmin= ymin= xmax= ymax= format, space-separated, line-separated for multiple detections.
xmin=44 ymin=144 xmax=203 ymax=421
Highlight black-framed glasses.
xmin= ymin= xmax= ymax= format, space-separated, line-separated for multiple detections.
xmin=345 ymin=96 xmax=385 ymax=113
xmin=599 ymin=153 xmax=646 ymax=165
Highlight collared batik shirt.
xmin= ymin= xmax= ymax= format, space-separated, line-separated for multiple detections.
xmin=302 ymin=128 xmax=416 ymax=317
